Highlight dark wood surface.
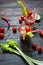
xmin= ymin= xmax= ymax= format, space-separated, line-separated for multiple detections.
xmin=0 ymin=0 xmax=43 ymax=65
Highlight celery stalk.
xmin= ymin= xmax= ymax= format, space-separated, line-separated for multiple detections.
xmin=7 ymin=40 xmax=43 ymax=65
xmin=16 ymin=47 xmax=34 ymax=65
xmin=17 ymin=1 xmax=28 ymax=16
xmin=0 ymin=40 xmax=43 ymax=65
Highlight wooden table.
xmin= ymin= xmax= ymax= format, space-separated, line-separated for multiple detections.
xmin=0 ymin=0 xmax=43 ymax=65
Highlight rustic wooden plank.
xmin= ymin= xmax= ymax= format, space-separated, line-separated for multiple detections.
xmin=0 ymin=0 xmax=43 ymax=65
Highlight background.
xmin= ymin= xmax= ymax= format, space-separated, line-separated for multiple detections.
xmin=0 ymin=0 xmax=43 ymax=65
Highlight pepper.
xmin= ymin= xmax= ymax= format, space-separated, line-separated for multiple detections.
xmin=1 ymin=16 xmax=10 ymax=29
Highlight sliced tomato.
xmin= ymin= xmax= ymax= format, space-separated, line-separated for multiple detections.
xmin=18 ymin=25 xmax=25 ymax=32
xmin=18 ymin=25 xmax=32 ymax=32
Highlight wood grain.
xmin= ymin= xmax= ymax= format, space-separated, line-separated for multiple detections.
xmin=0 ymin=0 xmax=43 ymax=65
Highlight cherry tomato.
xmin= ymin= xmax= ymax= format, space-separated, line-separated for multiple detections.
xmin=21 ymin=16 xmax=24 ymax=21
xmin=25 ymin=26 xmax=32 ymax=32
xmin=19 ymin=18 xmax=23 ymax=24
xmin=37 ymin=46 xmax=42 ymax=53
xmin=0 ymin=28 xmax=5 ymax=33
xmin=0 ymin=33 xmax=4 ymax=39
xmin=12 ymin=26 xmax=17 ymax=33
xmin=28 ymin=11 xmax=32 ymax=16
xmin=32 ymin=42 xmax=36 ymax=49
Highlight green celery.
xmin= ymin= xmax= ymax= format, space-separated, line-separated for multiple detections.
xmin=17 ymin=1 xmax=28 ymax=16
xmin=7 ymin=40 xmax=43 ymax=65
xmin=0 ymin=40 xmax=43 ymax=65
xmin=27 ymin=32 xmax=34 ymax=38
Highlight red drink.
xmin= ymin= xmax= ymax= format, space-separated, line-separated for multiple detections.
xmin=24 ymin=12 xmax=36 ymax=26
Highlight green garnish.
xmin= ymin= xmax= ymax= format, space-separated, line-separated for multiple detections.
xmin=23 ymin=31 xmax=34 ymax=40
xmin=35 ymin=14 xmax=41 ymax=21
xmin=0 ymin=40 xmax=43 ymax=65
xmin=7 ymin=40 xmax=34 ymax=65
xmin=0 ymin=43 xmax=19 ymax=54
xmin=7 ymin=40 xmax=43 ymax=65
xmin=17 ymin=1 xmax=28 ymax=16
xmin=7 ymin=40 xmax=18 ymax=47
xmin=27 ymin=32 xmax=34 ymax=38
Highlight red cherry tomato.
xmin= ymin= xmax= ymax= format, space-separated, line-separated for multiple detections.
xmin=32 ymin=42 xmax=36 ymax=49
xmin=28 ymin=11 xmax=32 ymax=16
xmin=12 ymin=26 xmax=17 ymax=32
xmin=21 ymin=16 xmax=24 ymax=21
xmin=19 ymin=18 xmax=23 ymax=24
xmin=37 ymin=46 xmax=42 ymax=53
xmin=25 ymin=26 xmax=32 ymax=32
xmin=0 ymin=33 xmax=4 ymax=39
xmin=0 ymin=28 xmax=5 ymax=33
